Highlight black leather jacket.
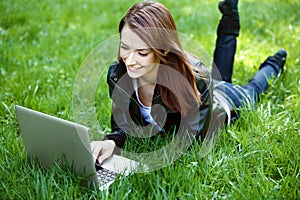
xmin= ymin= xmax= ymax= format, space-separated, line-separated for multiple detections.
xmin=104 ymin=55 xmax=213 ymax=148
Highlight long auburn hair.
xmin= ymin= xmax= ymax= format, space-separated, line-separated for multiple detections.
xmin=118 ymin=1 xmax=201 ymax=116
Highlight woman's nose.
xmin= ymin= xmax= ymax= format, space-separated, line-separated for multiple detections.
xmin=125 ymin=52 xmax=137 ymax=66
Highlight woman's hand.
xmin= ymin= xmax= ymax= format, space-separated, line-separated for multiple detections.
xmin=90 ymin=140 xmax=116 ymax=164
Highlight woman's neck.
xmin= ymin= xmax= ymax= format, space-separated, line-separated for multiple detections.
xmin=136 ymin=78 xmax=156 ymax=107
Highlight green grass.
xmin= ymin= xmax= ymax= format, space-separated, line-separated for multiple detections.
xmin=1 ymin=0 xmax=300 ymax=199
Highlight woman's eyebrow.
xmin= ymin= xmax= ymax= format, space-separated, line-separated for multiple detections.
xmin=120 ymin=41 xmax=128 ymax=47
xmin=136 ymin=48 xmax=151 ymax=51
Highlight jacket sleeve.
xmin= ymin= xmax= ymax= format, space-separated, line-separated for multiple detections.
xmin=103 ymin=61 xmax=128 ymax=148
xmin=183 ymin=73 xmax=213 ymax=142
xmin=184 ymin=53 xmax=214 ymax=141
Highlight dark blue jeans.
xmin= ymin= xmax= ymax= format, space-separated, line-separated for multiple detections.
xmin=212 ymin=34 xmax=280 ymax=121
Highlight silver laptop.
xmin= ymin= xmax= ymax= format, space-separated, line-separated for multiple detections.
xmin=15 ymin=105 xmax=141 ymax=190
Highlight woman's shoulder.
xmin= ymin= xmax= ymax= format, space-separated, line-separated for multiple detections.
xmin=185 ymin=52 xmax=207 ymax=69
xmin=185 ymin=52 xmax=212 ymax=94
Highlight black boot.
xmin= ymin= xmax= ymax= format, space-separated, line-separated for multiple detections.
xmin=219 ymin=0 xmax=238 ymax=15
xmin=259 ymin=49 xmax=287 ymax=76
xmin=217 ymin=0 xmax=240 ymax=36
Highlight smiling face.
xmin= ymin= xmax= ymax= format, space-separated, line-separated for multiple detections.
xmin=119 ymin=24 xmax=161 ymax=83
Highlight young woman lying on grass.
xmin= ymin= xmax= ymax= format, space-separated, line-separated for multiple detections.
xmin=91 ymin=0 xmax=287 ymax=165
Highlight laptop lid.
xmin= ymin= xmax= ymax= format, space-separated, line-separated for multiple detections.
xmin=15 ymin=105 xmax=98 ymax=184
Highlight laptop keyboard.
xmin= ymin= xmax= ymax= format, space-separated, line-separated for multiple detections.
xmin=96 ymin=167 xmax=116 ymax=183
xmin=95 ymin=165 xmax=117 ymax=189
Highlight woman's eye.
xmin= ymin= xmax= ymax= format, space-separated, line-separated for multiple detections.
xmin=120 ymin=45 xmax=128 ymax=50
xmin=139 ymin=52 xmax=148 ymax=57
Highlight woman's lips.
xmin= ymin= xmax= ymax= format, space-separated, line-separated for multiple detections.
xmin=127 ymin=65 xmax=144 ymax=71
